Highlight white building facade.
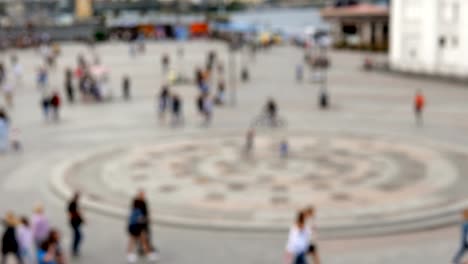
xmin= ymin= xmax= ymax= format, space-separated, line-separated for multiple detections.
xmin=390 ymin=0 xmax=468 ymax=78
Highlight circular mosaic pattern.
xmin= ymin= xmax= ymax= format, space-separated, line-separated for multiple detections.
xmin=54 ymin=133 xmax=468 ymax=234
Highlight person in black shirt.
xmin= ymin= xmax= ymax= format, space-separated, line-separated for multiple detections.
xmin=64 ymin=68 xmax=74 ymax=103
xmin=265 ymin=98 xmax=277 ymax=125
xmin=134 ymin=190 xmax=158 ymax=255
xmin=122 ymin=75 xmax=131 ymax=100
xmin=1 ymin=212 xmax=21 ymax=264
xmin=171 ymin=94 xmax=183 ymax=126
xmin=67 ymin=192 xmax=84 ymax=257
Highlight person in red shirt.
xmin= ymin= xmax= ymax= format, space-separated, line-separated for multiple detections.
xmin=414 ymin=90 xmax=425 ymax=126
xmin=50 ymin=91 xmax=61 ymax=122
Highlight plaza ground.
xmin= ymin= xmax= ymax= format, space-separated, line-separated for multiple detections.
xmin=0 ymin=41 xmax=467 ymax=263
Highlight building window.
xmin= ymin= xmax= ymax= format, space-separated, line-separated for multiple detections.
xmin=439 ymin=36 xmax=446 ymax=48
xmin=452 ymin=36 xmax=459 ymax=48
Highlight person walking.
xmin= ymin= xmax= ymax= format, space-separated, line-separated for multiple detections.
xmin=0 ymin=63 xmax=5 ymax=87
xmin=304 ymin=207 xmax=320 ymax=264
xmin=67 ymin=192 xmax=84 ymax=257
xmin=16 ymin=217 xmax=34 ymax=264
xmin=453 ymin=209 xmax=468 ymax=264
xmin=158 ymin=86 xmax=170 ymax=123
xmin=50 ymin=91 xmax=61 ymax=122
xmin=49 ymin=91 xmax=61 ymax=121
xmin=0 ymin=108 xmax=9 ymax=153
xmin=31 ymin=204 xmax=50 ymax=247
xmin=161 ymin=54 xmax=170 ymax=75
xmin=202 ymin=94 xmax=213 ymax=126
xmin=296 ymin=64 xmax=304 ymax=83
xmin=127 ymin=199 xmax=158 ymax=263
xmin=245 ymin=129 xmax=255 ymax=156
xmin=171 ymin=94 xmax=183 ymax=126
xmin=37 ymin=67 xmax=48 ymax=91
xmin=1 ymin=212 xmax=22 ymax=264
xmin=122 ymin=75 xmax=131 ymax=101
xmin=214 ymin=82 xmax=225 ymax=106
xmin=265 ymin=98 xmax=278 ymax=126
xmin=64 ymin=69 xmax=74 ymax=104
xmin=3 ymin=75 xmax=14 ymax=108
xmin=414 ymin=89 xmax=425 ymax=126
xmin=285 ymin=211 xmax=309 ymax=264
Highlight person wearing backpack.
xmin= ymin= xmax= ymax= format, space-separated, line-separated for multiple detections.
xmin=453 ymin=209 xmax=468 ymax=263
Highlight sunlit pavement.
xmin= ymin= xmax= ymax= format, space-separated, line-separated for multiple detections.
xmin=0 ymin=41 xmax=467 ymax=263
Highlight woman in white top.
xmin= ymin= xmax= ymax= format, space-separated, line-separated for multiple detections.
xmin=285 ymin=211 xmax=310 ymax=264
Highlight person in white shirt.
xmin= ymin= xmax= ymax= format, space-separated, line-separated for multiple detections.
xmin=304 ymin=206 xmax=321 ymax=264
xmin=285 ymin=211 xmax=309 ymax=264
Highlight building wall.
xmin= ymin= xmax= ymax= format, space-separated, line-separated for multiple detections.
xmin=390 ymin=0 xmax=468 ymax=78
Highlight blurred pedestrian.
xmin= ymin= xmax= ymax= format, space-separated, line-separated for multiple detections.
xmin=214 ymin=82 xmax=225 ymax=106
xmin=285 ymin=211 xmax=309 ymax=264
xmin=122 ymin=75 xmax=131 ymax=101
xmin=11 ymin=56 xmax=23 ymax=88
xmin=414 ymin=90 xmax=425 ymax=126
xmin=158 ymin=86 xmax=170 ymax=122
xmin=3 ymin=76 xmax=14 ymax=108
xmin=64 ymin=69 xmax=74 ymax=103
xmin=296 ymin=64 xmax=304 ymax=82
xmin=171 ymin=94 xmax=183 ymax=126
xmin=37 ymin=67 xmax=48 ymax=91
xmin=161 ymin=54 xmax=170 ymax=75
xmin=453 ymin=209 xmax=468 ymax=264
xmin=265 ymin=98 xmax=278 ymax=126
xmin=37 ymin=239 xmax=56 ymax=264
xmin=17 ymin=217 xmax=34 ymax=264
xmin=127 ymin=199 xmax=158 ymax=263
xmin=245 ymin=129 xmax=255 ymax=156
xmin=46 ymin=230 xmax=65 ymax=264
xmin=67 ymin=192 xmax=84 ymax=257
xmin=0 ymin=108 xmax=9 ymax=152
xmin=319 ymin=88 xmax=328 ymax=109
xmin=202 ymin=94 xmax=213 ymax=126
xmin=280 ymin=139 xmax=289 ymax=159
xmin=0 ymin=63 xmax=5 ymax=86
xmin=50 ymin=91 xmax=61 ymax=122
xmin=31 ymin=204 xmax=50 ymax=247
xmin=1 ymin=212 xmax=21 ymax=264
xmin=241 ymin=67 xmax=249 ymax=82
xmin=304 ymin=207 xmax=320 ymax=264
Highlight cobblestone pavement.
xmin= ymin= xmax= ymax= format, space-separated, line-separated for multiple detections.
xmin=0 ymin=41 xmax=467 ymax=263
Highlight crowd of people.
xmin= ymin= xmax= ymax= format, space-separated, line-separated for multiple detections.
xmin=0 ymin=33 xmax=437 ymax=264
xmin=1 ymin=197 xmax=82 ymax=264
xmin=0 ymin=189 xmax=163 ymax=264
